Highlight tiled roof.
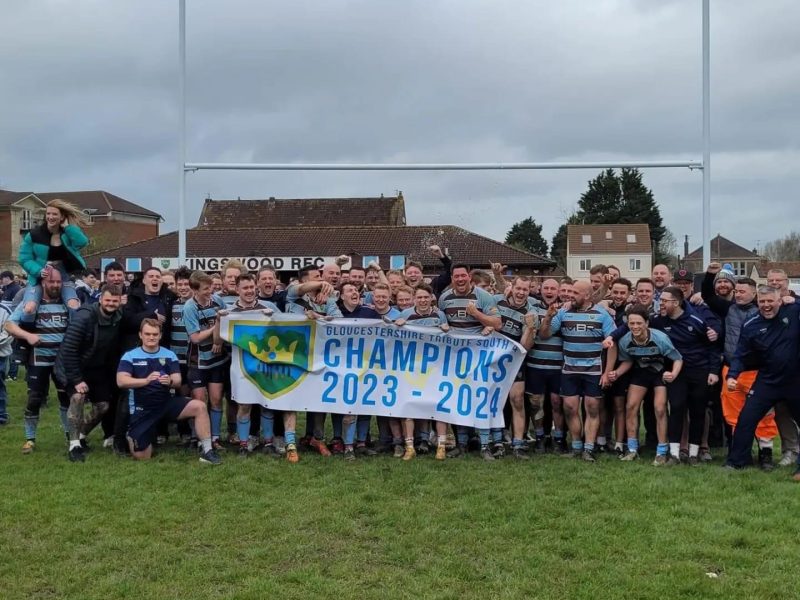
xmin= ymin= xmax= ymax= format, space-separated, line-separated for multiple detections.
xmin=34 ymin=191 xmax=161 ymax=219
xmin=567 ymin=224 xmax=652 ymax=255
xmin=86 ymin=225 xmax=555 ymax=270
xmin=685 ymin=235 xmax=758 ymax=260
xmin=752 ymin=261 xmax=800 ymax=278
xmin=196 ymin=195 xmax=406 ymax=228
xmin=0 ymin=190 xmax=35 ymax=207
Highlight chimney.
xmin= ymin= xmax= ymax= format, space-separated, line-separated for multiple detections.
xmin=683 ymin=235 xmax=689 ymax=259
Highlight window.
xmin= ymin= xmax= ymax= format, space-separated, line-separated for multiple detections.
xmin=21 ymin=209 xmax=32 ymax=230
xmin=581 ymin=234 xmax=592 ymax=244
xmin=605 ymin=231 xmax=613 ymax=240
xmin=579 ymin=259 xmax=592 ymax=271
xmin=629 ymin=258 xmax=642 ymax=271
xmin=389 ymin=255 xmax=405 ymax=270
xmin=362 ymin=255 xmax=379 ymax=268
xmin=626 ymin=234 xmax=637 ymax=243
xmin=729 ymin=261 xmax=747 ymax=276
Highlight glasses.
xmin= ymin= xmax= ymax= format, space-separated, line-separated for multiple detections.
xmin=661 ymin=299 xmax=679 ymax=304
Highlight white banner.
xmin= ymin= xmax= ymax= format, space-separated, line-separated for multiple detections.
xmin=220 ymin=313 xmax=526 ymax=428
xmin=151 ymin=256 xmax=350 ymax=272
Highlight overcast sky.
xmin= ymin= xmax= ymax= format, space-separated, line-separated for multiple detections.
xmin=2 ymin=0 xmax=798 ymax=258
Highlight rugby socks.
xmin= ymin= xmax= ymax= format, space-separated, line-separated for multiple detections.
xmin=669 ymin=443 xmax=680 ymax=458
xmin=356 ymin=416 xmax=371 ymax=443
xmin=285 ymin=430 xmax=296 ymax=446
xmin=260 ymin=410 xmax=274 ymax=442
xmin=344 ymin=419 xmax=357 ymax=446
xmin=209 ymin=407 xmax=223 ymax=439
xmin=535 ymin=427 xmax=545 ymax=440
xmin=596 ymin=436 xmax=607 ymax=447
xmin=571 ymin=440 xmax=583 ymax=453
xmin=615 ymin=441 xmax=624 ymax=452
xmin=69 ymin=439 xmax=81 ymax=451
xmin=456 ymin=428 xmax=469 ymax=448
xmin=512 ymin=438 xmax=524 ymax=449
xmin=236 ymin=417 xmax=250 ymax=446
xmin=689 ymin=443 xmax=700 ymax=458
xmin=627 ymin=438 xmax=639 ymax=453
xmin=491 ymin=428 xmax=504 ymax=444
xmin=584 ymin=442 xmax=595 ymax=453
xmin=553 ymin=429 xmax=565 ymax=443
xmin=59 ymin=406 xmax=69 ymax=434
xmin=405 ymin=437 xmax=414 ymax=448
xmin=757 ymin=438 xmax=773 ymax=449
xmin=393 ymin=436 xmax=404 ymax=447
xmin=200 ymin=437 xmax=212 ymax=453
xmin=23 ymin=414 xmax=39 ymax=441
xmin=656 ymin=443 xmax=668 ymax=456
xmin=478 ymin=428 xmax=490 ymax=446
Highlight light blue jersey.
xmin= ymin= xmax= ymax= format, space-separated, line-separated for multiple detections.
xmin=10 ymin=299 xmax=69 ymax=367
xmin=550 ymin=303 xmax=615 ymax=375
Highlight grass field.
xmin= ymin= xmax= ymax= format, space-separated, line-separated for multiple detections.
xmin=1 ymin=377 xmax=798 ymax=600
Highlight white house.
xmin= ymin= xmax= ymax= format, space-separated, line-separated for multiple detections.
xmin=566 ymin=223 xmax=652 ymax=280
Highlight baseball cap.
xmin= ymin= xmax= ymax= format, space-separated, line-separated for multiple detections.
xmin=673 ymin=269 xmax=694 ymax=282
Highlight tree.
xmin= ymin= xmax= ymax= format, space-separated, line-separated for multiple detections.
xmin=505 ymin=217 xmax=548 ymax=257
xmin=656 ymin=229 xmax=679 ymax=270
xmin=550 ymin=213 xmax=582 ymax=270
xmin=552 ymin=168 xmax=670 ymax=266
xmin=763 ymin=231 xmax=800 ymax=261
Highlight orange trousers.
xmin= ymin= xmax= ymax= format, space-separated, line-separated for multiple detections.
xmin=721 ymin=366 xmax=778 ymax=439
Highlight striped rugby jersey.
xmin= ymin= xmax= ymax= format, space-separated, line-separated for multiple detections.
xmin=438 ymin=286 xmax=499 ymax=334
xmin=183 ymin=293 xmax=230 ymax=370
xmin=494 ymin=294 xmax=538 ymax=343
xmin=550 ymin=303 xmax=615 ymax=375
xmin=285 ymin=284 xmax=343 ymax=317
xmin=397 ymin=307 xmax=448 ymax=328
xmin=526 ymin=299 xmax=563 ymax=371
xmin=10 ymin=298 xmax=69 ymax=367
xmin=617 ymin=329 xmax=682 ymax=373
xmin=169 ymin=297 xmax=189 ymax=364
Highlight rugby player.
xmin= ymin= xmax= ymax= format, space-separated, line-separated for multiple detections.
xmin=183 ymin=271 xmax=229 ymax=449
xmin=439 ymin=263 xmax=501 ymax=460
xmin=118 ymin=318 xmax=220 ymax=464
xmin=607 ymin=305 xmax=682 ymax=464
xmin=4 ymin=269 xmax=70 ymax=453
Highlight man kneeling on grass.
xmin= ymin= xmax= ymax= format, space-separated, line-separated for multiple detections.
xmin=117 ymin=318 xmax=221 ymax=465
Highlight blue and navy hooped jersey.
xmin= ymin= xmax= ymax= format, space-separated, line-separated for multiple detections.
xmin=438 ymin=286 xmax=499 ymax=334
xmin=617 ymin=329 xmax=682 ymax=373
xmin=527 ymin=300 xmax=563 ymax=371
xmin=494 ymin=294 xmax=537 ymax=343
xmin=398 ymin=307 xmax=448 ymax=328
xmin=118 ymin=346 xmax=181 ymax=411
xmin=183 ymin=293 xmax=229 ymax=369
xmin=550 ymin=304 xmax=616 ymax=375
xmin=219 ymin=293 xmax=239 ymax=309
xmin=10 ymin=299 xmax=69 ymax=367
xmin=170 ymin=297 xmax=189 ymax=364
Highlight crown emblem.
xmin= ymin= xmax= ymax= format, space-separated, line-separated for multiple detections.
xmin=249 ymin=335 xmax=298 ymax=364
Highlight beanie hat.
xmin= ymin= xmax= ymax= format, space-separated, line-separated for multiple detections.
xmin=714 ymin=263 xmax=736 ymax=284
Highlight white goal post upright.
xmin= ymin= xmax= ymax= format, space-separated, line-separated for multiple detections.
xmin=178 ymin=0 xmax=712 ymax=268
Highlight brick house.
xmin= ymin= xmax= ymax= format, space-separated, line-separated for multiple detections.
xmin=0 ymin=190 xmax=162 ymax=274
xmin=566 ymin=224 xmax=653 ymax=280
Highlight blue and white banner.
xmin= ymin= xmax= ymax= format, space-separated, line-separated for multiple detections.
xmin=220 ymin=313 xmax=526 ymax=428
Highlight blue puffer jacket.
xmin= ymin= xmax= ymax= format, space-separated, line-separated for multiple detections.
xmin=18 ymin=222 xmax=88 ymax=281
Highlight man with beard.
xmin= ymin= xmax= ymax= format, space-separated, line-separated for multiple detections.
xmin=5 ymin=269 xmax=71 ymax=452
xmin=439 ymin=263 xmax=501 ymax=460
xmin=55 ymin=284 xmax=124 ymax=462
xmin=541 ymin=280 xmax=615 ymax=462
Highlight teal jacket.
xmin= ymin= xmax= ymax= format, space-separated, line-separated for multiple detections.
xmin=18 ymin=223 xmax=88 ymax=281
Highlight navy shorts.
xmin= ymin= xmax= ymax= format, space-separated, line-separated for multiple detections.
xmin=513 ymin=365 xmax=525 ymax=383
xmin=525 ymin=367 xmax=561 ymax=396
xmin=187 ymin=365 xmax=226 ymax=390
xmin=128 ymin=396 xmax=191 ymax=451
xmin=560 ymin=373 xmax=602 ymax=398
xmin=629 ymin=368 xmax=666 ymax=389
xmin=610 ymin=370 xmax=631 ymax=397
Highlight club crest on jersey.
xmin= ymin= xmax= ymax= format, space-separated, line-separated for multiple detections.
xmin=230 ymin=320 xmax=314 ymax=399
xmin=158 ymin=358 xmax=167 ymax=366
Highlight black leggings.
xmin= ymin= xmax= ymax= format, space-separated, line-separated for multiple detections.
xmin=667 ymin=368 xmax=708 ymax=445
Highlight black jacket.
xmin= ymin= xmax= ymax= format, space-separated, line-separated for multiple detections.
xmin=55 ymin=304 xmax=123 ymax=386
xmin=121 ymin=283 xmax=176 ymax=350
